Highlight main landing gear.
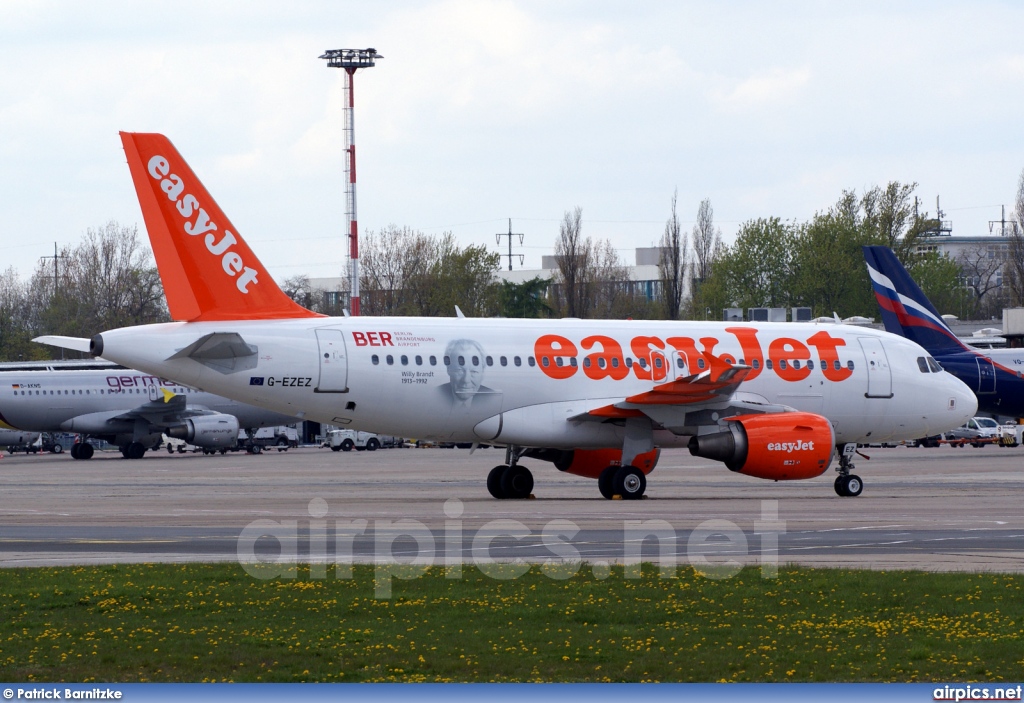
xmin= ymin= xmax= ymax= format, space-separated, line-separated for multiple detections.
xmin=834 ymin=443 xmax=864 ymax=497
xmin=69 ymin=442 xmax=94 ymax=460
xmin=598 ymin=464 xmax=647 ymax=500
xmin=487 ymin=447 xmax=534 ymax=499
xmin=120 ymin=442 xmax=147 ymax=460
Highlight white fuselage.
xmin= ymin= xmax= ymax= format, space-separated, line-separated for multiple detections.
xmin=0 ymin=369 xmax=298 ymax=434
xmin=90 ymin=317 xmax=977 ymax=449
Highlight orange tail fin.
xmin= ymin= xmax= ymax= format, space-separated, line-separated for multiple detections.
xmin=120 ymin=132 xmax=322 ymax=321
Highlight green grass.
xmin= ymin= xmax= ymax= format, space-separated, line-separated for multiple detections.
xmin=0 ymin=563 xmax=1021 ymax=682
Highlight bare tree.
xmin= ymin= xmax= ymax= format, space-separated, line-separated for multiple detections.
xmin=659 ymin=190 xmax=689 ymax=320
xmin=1007 ymin=169 xmax=1024 ymax=306
xmin=861 ymin=181 xmax=922 ymax=260
xmin=958 ymin=244 xmax=1006 ymax=318
xmin=691 ymin=198 xmax=722 ymax=289
xmin=554 ymin=206 xmax=591 ymax=317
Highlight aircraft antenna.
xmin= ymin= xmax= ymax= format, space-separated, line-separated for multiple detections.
xmin=495 ymin=218 xmax=525 ymax=271
xmin=320 ymin=48 xmax=383 ymax=316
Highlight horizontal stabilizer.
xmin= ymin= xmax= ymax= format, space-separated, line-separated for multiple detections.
xmin=168 ymin=332 xmax=258 ymax=374
xmin=32 ymin=335 xmax=93 ymax=354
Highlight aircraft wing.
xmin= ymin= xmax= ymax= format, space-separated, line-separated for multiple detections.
xmin=107 ymin=389 xmax=227 ymax=426
xmin=571 ymin=352 xmax=793 ymax=434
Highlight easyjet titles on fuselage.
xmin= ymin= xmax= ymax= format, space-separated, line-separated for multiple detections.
xmin=352 ymin=325 xmax=856 ymax=385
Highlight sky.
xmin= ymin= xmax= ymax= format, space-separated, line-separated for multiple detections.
xmin=2 ymin=1 xmax=1023 ymax=285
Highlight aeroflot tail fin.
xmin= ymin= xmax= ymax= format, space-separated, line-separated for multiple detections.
xmin=120 ymin=132 xmax=322 ymax=321
xmin=862 ymin=245 xmax=967 ymax=354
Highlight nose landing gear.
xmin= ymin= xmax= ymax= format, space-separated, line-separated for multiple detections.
xmin=834 ymin=443 xmax=864 ymax=497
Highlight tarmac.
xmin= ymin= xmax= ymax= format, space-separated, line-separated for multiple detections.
xmin=1 ymin=443 xmax=1022 ymax=572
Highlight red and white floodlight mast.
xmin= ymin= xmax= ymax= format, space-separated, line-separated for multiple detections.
xmin=319 ymin=48 xmax=382 ymax=316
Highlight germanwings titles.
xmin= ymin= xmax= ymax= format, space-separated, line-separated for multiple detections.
xmin=36 ymin=133 xmax=977 ymax=501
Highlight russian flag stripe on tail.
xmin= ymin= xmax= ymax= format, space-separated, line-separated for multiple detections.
xmin=861 ymin=246 xmax=969 ymax=354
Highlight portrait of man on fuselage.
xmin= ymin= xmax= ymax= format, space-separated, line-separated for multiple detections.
xmin=438 ymin=339 xmax=501 ymax=414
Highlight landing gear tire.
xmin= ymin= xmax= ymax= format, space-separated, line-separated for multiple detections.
xmin=500 ymin=464 xmax=533 ymax=499
xmin=614 ymin=465 xmax=646 ymax=500
xmin=487 ymin=465 xmax=507 ymax=499
xmin=77 ymin=443 xmax=93 ymax=460
xmin=70 ymin=443 xmax=80 ymax=460
xmin=126 ymin=442 xmax=146 ymax=460
xmin=598 ymin=465 xmax=618 ymax=500
xmin=834 ymin=474 xmax=864 ymax=497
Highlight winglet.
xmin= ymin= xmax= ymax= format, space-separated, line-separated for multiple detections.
xmin=161 ymin=388 xmax=177 ymax=403
xmin=120 ymin=132 xmax=322 ymax=322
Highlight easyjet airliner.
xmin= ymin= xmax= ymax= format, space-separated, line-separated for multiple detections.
xmin=37 ymin=133 xmax=977 ymax=500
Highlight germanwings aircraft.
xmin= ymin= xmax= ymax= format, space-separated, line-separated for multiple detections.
xmin=0 ymin=361 xmax=298 ymax=459
xmin=38 ymin=133 xmax=976 ymax=498
xmin=864 ymin=245 xmax=1024 ymax=419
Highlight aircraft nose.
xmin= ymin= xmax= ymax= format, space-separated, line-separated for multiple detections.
xmin=948 ymin=374 xmax=978 ymax=422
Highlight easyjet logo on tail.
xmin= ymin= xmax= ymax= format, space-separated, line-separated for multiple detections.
xmin=146 ymin=155 xmax=259 ymax=294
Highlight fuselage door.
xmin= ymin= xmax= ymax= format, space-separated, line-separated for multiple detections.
xmin=315 ymin=328 xmax=349 ymax=393
xmin=976 ymin=357 xmax=996 ymax=394
xmin=859 ymin=337 xmax=893 ymax=398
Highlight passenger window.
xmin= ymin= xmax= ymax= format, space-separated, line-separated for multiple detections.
xmin=459 ymin=356 xmax=466 ymax=366
xmin=638 ymin=358 xmax=648 ymax=369
xmin=583 ymin=358 xmax=592 ymax=368
xmin=554 ymin=358 xmax=561 ymax=367
xmin=471 ymin=356 xmax=478 ymax=366
xmin=486 ymin=356 xmax=493 ymax=366
xmin=766 ymin=359 xmax=773 ymax=370
xmin=500 ymin=356 xmax=508 ymax=367
xmin=697 ymin=358 xmax=706 ymax=370
xmin=528 ymin=357 xmax=536 ymax=367
xmin=654 ymin=357 xmax=663 ymax=369
xmin=543 ymin=357 xmax=551 ymax=367
xmin=430 ymin=356 xmax=437 ymax=366
xmin=514 ymin=356 xmax=521 ymax=367
xmin=401 ymin=355 xmax=409 ymax=365
xmin=917 ymin=357 xmax=929 ymax=373
xmin=779 ymin=359 xmax=788 ymax=370
xmin=386 ymin=355 xmax=394 ymax=365
xmin=833 ymin=360 xmax=841 ymax=371
xmin=570 ymin=358 xmax=578 ymax=367
xmin=625 ymin=358 xmax=633 ymax=368
xmin=444 ymin=356 xmax=450 ymax=366
xmin=752 ymin=359 xmax=760 ymax=369
xmin=807 ymin=360 xmax=814 ymax=370
xmin=847 ymin=360 xmax=855 ymax=370
xmin=612 ymin=358 xmax=620 ymax=368
xmin=371 ymin=354 xmax=380 ymax=365
xmin=598 ymin=358 xmax=606 ymax=369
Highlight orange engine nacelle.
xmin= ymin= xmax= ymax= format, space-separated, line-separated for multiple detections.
xmin=553 ymin=448 xmax=661 ymax=479
xmin=687 ymin=412 xmax=835 ymax=480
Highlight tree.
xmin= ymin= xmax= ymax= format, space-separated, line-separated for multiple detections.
xmin=496 ymin=277 xmax=552 ymax=318
xmin=658 ymin=190 xmax=688 ymax=320
xmin=718 ymin=217 xmax=796 ymax=309
xmin=957 ymin=244 xmax=1006 ymax=318
xmin=861 ymin=181 xmax=921 ymax=260
xmin=910 ymin=251 xmax=972 ymax=319
xmin=1004 ymin=168 xmax=1024 ymax=306
xmin=554 ymin=206 xmax=591 ymax=318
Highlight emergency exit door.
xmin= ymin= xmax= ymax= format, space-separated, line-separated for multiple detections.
xmin=315 ymin=328 xmax=349 ymax=393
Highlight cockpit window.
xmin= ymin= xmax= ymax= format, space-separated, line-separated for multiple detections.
xmin=916 ymin=357 xmax=929 ymax=373
xmin=926 ymin=357 xmax=943 ymax=373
